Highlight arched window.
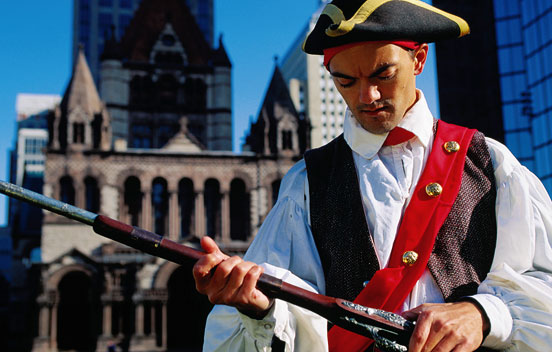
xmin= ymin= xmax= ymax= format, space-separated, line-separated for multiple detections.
xmin=92 ymin=113 xmax=103 ymax=149
xmin=73 ymin=122 xmax=85 ymax=144
xmin=271 ymin=179 xmax=281 ymax=206
xmin=204 ymin=179 xmax=221 ymax=238
xmin=124 ymin=176 xmax=142 ymax=226
xmin=84 ymin=176 xmax=100 ymax=213
xmin=178 ymin=178 xmax=195 ymax=239
xmin=230 ymin=179 xmax=250 ymax=241
xmin=60 ymin=176 xmax=75 ymax=205
xmin=281 ymin=130 xmax=293 ymax=150
xmin=152 ymin=178 xmax=169 ymax=236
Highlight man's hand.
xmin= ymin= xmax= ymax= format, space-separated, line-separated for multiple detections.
xmin=192 ymin=236 xmax=273 ymax=319
xmin=402 ymin=301 xmax=490 ymax=352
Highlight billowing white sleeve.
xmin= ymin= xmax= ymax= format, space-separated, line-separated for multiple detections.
xmin=202 ymin=161 xmax=329 ymax=351
xmin=473 ymin=139 xmax=552 ymax=351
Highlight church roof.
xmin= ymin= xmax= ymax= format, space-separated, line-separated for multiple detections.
xmin=60 ymin=47 xmax=103 ymax=116
xmin=119 ymin=0 xmax=212 ymax=65
xmin=258 ymin=66 xmax=299 ymax=124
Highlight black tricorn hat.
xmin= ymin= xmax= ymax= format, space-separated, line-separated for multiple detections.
xmin=303 ymin=0 xmax=470 ymax=54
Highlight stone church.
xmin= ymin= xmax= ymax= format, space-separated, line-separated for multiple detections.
xmin=10 ymin=0 xmax=309 ymax=351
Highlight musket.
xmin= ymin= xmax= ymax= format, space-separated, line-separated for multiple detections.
xmin=0 ymin=180 xmax=414 ymax=352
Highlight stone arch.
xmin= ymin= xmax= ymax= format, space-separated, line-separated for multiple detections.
xmin=44 ymin=263 xmax=96 ymax=291
xmin=229 ymin=169 xmax=254 ymax=192
xmin=55 ymin=268 xmax=101 ymax=351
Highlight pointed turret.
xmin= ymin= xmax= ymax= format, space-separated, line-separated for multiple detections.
xmin=50 ymin=47 xmax=112 ymax=151
xmin=212 ymin=35 xmax=232 ymax=67
xmin=244 ymin=65 xmax=309 ymax=156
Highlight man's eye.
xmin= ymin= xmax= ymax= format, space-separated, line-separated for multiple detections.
xmin=336 ymin=78 xmax=354 ymax=87
xmin=378 ymin=72 xmax=395 ymax=81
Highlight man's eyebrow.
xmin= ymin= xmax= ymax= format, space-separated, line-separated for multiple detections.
xmin=330 ymin=63 xmax=397 ymax=80
xmin=329 ymin=71 xmax=355 ymax=80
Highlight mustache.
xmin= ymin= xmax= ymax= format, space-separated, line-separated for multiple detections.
xmin=357 ymin=100 xmax=393 ymax=111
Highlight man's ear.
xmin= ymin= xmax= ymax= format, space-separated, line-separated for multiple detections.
xmin=413 ymin=44 xmax=429 ymax=76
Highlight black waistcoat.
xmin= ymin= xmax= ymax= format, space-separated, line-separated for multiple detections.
xmin=304 ymin=125 xmax=497 ymax=303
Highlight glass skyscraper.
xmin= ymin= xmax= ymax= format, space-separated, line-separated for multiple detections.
xmin=494 ymin=0 xmax=552 ymax=191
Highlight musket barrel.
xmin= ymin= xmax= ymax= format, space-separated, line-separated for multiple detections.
xmin=0 ymin=180 xmax=97 ymax=225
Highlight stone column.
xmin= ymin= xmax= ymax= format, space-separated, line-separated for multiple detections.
xmin=161 ymin=301 xmax=168 ymax=349
xmin=102 ymin=300 xmax=112 ymax=337
xmin=135 ymin=299 xmax=144 ymax=336
xmin=195 ymin=190 xmax=205 ymax=237
xmin=150 ymin=302 xmax=156 ymax=337
xmin=169 ymin=190 xmax=179 ymax=240
xmin=49 ymin=294 xmax=58 ymax=350
xmin=142 ymin=188 xmax=152 ymax=231
xmin=221 ymin=191 xmax=230 ymax=243
xmin=38 ymin=305 xmax=49 ymax=338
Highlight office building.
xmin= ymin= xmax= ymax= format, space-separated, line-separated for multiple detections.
xmin=494 ymin=0 xmax=552 ymax=191
xmin=435 ymin=0 xmax=552 ymax=194
xmin=280 ymin=1 xmax=349 ymax=148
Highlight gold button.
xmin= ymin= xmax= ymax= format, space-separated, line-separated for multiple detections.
xmin=425 ymin=182 xmax=442 ymax=197
xmin=402 ymin=251 xmax=418 ymax=266
xmin=443 ymin=141 xmax=460 ymax=153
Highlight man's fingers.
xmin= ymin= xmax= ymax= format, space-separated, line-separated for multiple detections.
xmin=201 ymin=236 xmax=225 ymax=257
xmin=408 ymin=309 xmax=433 ymax=352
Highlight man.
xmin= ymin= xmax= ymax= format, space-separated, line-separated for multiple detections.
xmin=193 ymin=1 xmax=552 ymax=351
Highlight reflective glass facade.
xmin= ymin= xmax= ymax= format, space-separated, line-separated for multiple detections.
xmin=494 ymin=0 xmax=552 ymax=192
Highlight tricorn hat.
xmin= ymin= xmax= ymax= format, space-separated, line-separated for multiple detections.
xmin=303 ymin=0 xmax=470 ymax=55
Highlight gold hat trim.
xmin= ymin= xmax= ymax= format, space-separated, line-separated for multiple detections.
xmin=325 ymin=0 xmax=392 ymax=37
xmin=401 ymin=0 xmax=470 ymax=36
xmin=324 ymin=0 xmax=470 ymax=38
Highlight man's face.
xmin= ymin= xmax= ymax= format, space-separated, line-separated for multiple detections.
xmin=328 ymin=42 xmax=427 ymax=134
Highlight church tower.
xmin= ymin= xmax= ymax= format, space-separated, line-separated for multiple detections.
xmin=49 ymin=47 xmax=112 ymax=152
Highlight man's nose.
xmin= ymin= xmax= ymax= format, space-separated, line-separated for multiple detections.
xmin=359 ymin=81 xmax=381 ymax=104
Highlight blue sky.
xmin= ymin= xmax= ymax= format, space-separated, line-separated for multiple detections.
xmin=0 ymin=1 xmax=438 ymax=225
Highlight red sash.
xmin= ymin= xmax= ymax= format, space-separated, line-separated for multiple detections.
xmin=328 ymin=121 xmax=476 ymax=351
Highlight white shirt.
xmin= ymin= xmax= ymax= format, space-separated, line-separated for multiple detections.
xmin=203 ymin=91 xmax=552 ymax=351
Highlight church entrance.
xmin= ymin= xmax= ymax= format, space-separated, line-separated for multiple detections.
xmin=167 ymin=264 xmax=213 ymax=351
xmin=57 ymin=271 xmax=99 ymax=351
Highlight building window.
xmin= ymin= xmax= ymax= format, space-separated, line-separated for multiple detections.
xmin=60 ymin=176 xmax=75 ymax=205
xmin=271 ymin=179 xmax=281 ymax=206
xmin=152 ymin=178 xmax=168 ymax=236
xmin=124 ymin=176 xmax=142 ymax=226
xmin=230 ymin=179 xmax=250 ymax=241
xmin=178 ymin=178 xmax=195 ymax=239
xmin=281 ymin=130 xmax=293 ymax=150
xmin=119 ymin=0 xmax=133 ymax=9
xmin=84 ymin=176 xmax=100 ymax=213
xmin=73 ymin=123 xmax=85 ymax=144
xmin=204 ymin=179 xmax=221 ymax=238
xmin=99 ymin=13 xmax=113 ymax=39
